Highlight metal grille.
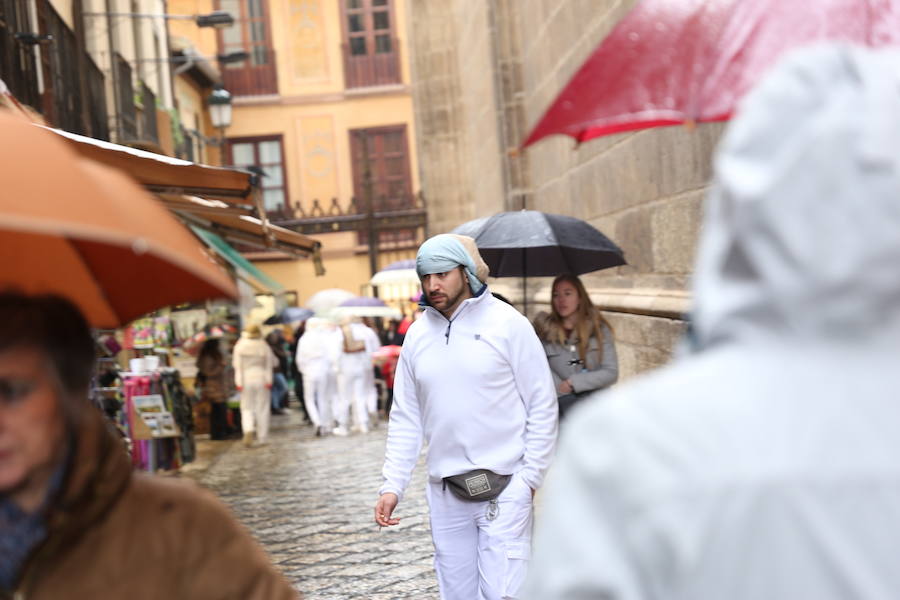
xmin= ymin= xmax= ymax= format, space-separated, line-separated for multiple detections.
xmin=44 ymin=4 xmax=83 ymax=133
xmin=85 ymin=54 xmax=109 ymax=140
xmin=140 ymin=80 xmax=158 ymax=144
xmin=0 ymin=0 xmax=40 ymax=111
xmin=115 ymin=53 xmax=137 ymax=141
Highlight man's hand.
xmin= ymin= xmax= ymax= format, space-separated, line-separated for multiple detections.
xmin=236 ymin=386 xmax=243 ymax=391
xmin=265 ymin=383 xmax=272 ymax=390
xmin=374 ymin=493 xmax=401 ymax=527
xmin=558 ymin=379 xmax=573 ymax=394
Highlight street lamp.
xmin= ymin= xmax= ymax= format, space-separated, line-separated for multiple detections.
xmin=84 ymin=10 xmax=235 ymax=29
xmin=208 ymin=87 xmax=233 ymax=145
xmin=193 ymin=11 xmax=235 ymax=29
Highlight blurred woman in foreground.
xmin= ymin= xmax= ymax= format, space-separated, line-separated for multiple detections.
xmin=0 ymin=292 xmax=296 ymax=598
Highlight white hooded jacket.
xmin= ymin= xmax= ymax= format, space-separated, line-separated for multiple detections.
xmin=525 ymin=45 xmax=900 ymax=600
xmin=296 ymin=318 xmax=342 ymax=379
xmin=380 ymin=287 xmax=558 ymax=499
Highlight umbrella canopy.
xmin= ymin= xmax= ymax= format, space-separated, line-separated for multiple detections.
xmin=451 ymin=210 xmax=625 ymax=277
xmin=263 ymin=306 xmax=314 ymax=325
xmin=340 ymin=296 xmax=388 ymax=308
xmin=305 ymin=288 xmax=355 ymax=316
xmin=329 ymin=305 xmax=402 ymax=319
xmin=370 ymin=258 xmax=419 ymax=286
xmin=0 ymin=112 xmax=237 ymax=327
xmin=523 ymin=0 xmax=900 ymax=146
xmin=329 ymin=296 xmax=401 ymax=319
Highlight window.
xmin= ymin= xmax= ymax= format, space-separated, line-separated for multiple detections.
xmin=216 ymin=0 xmax=278 ymax=95
xmin=228 ymin=137 xmax=288 ymax=214
xmin=350 ymin=125 xmax=414 ymax=246
xmin=340 ymin=0 xmax=400 ymax=88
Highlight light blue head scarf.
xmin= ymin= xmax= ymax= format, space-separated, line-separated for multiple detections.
xmin=416 ymin=234 xmax=486 ymax=294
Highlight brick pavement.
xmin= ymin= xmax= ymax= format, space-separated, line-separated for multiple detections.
xmin=181 ymin=412 xmax=440 ymax=599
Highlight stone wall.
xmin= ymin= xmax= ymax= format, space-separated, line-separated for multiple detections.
xmin=406 ymin=0 xmax=726 ymax=380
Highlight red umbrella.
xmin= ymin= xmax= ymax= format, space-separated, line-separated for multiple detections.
xmin=523 ymin=0 xmax=900 ymax=147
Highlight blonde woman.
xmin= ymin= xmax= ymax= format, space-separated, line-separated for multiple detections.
xmin=533 ymin=274 xmax=618 ymax=418
xmin=232 ymin=324 xmax=275 ymax=446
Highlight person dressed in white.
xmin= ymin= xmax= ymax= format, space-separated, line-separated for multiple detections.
xmin=232 ymin=323 xmax=275 ymax=447
xmin=524 ymin=44 xmax=900 ymax=600
xmin=296 ymin=317 xmax=341 ymax=437
xmin=336 ymin=316 xmax=381 ymax=434
xmin=375 ymin=234 xmax=558 ymax=600
xmin=360 ymin=318 xmax=382 ymax=422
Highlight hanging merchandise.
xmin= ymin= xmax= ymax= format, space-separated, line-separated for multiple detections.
xmin=121 ymin=368 xmax=195 ymax=472
xmin=153 ymin=316 xmax=173 ymax=348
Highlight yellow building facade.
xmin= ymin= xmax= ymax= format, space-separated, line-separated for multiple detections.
xmin=207 ymin=0 xmax=422 ymax=306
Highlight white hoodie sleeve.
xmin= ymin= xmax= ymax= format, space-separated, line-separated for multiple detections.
xmin=379 ymin=349 xmax=423 ymax=501
xmin=509 ymin=317 xmax=559 ymax=491
xmin=523 ymin=404 xmax=642 ymax=600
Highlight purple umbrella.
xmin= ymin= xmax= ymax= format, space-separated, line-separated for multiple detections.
xmin=382 ymin=258 xmax=416 ymax=271
xmin=340 ymin=297 xmax=388 ymax=308
xmin=333 ymin=296 xmax=400 ymax=319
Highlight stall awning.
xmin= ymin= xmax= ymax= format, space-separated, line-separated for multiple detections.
xmin=162 ymin=195 xmax=321 ymax=258
xmin=44 ymin=126 xmax=324 ymax=274
xmin=48 ymin=127 xmax=256 ymax=203
xmin=191 ymin=226 xmax=284 ymax=294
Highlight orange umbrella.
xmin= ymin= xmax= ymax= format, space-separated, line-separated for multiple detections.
xmin=0 ymin=111 xmax=237 ymax=327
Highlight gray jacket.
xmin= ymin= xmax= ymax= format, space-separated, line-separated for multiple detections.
xmin=541 ymin=323 xmax=618 ymax=395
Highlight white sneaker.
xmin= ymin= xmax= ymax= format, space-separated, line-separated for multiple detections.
xmin=332 ymin=426 xmax=349 ymax=437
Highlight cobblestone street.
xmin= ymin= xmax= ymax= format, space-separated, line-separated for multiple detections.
xmin=181 ymin=412 xmax=439 ymax=599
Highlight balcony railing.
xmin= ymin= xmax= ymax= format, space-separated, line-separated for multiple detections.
xmin=342 ymin=38 xmax=401 ymax=89
xmin=221 ymin=47 xmax=278 ymax=97
xmin=269 ymin=191 xmax=426 ymax=250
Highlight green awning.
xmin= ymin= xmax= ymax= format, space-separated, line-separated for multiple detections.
xmin=191 ymin=226 xmax=284 ymax=294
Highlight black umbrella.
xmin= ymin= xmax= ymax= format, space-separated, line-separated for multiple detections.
xmin=452 ymin=210 xmax=625 ymax=312
xmin=263 ymin=306 xmax=314 ymax=325
xmin=452 ymin=210 xmax=625 ymax=276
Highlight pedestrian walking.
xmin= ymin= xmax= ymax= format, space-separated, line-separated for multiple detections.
xmin=195 ymin=338 xmax=231 ymax=440
xmin=296 ymin=317 xmax=341 ymax=437
xmin=359 ymin=317 xmax=382 ymax=423
xmin=532 ymin=274 xmax=618 ymax=420
xmin=266 ymin=329 xmax=289 ymax=415
xmin=375 ymin=233 xmax=558 ymax=600
xmin=524 ymin=44 xmax=900 ymax=600
xmin=335 ymin=317 xmax=380 ymax=434
xmin=0 ymin=292 xmax=297 ymax=599
xmin=289 ymin=322 xmax=310 ymax=424
xmin=232 ymin=324 xmax=275 ymax=447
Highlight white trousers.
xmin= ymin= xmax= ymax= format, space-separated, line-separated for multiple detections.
xmin=336 ymin=369 xmax=368 ymax=430
xmin=426 ymin=472 xmax=533 ymax=600
xmin=239 ymin=381 xmax=270 ymax=442
xmin=302 ymin=372 xmax=332 ymax=428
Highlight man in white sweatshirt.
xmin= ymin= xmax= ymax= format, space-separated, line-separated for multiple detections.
xmin=374 ymin=234 xmax=558 ymax=600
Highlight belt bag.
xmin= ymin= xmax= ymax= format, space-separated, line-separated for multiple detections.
xmin=442 ymin=469 xmax=512 ymax=502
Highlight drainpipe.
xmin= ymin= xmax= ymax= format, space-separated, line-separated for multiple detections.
xmin=105 ymin=0 xmax=121 ymax=139
xmin=487 ymin=0 xmax=515 ymax=211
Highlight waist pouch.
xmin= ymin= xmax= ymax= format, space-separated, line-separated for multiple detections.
xmin=442 ymin=469 xmax=512 ymax=502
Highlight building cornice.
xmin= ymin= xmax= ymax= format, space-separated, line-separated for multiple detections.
xmin=233 ymin=84 xmax=411 ymax=108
